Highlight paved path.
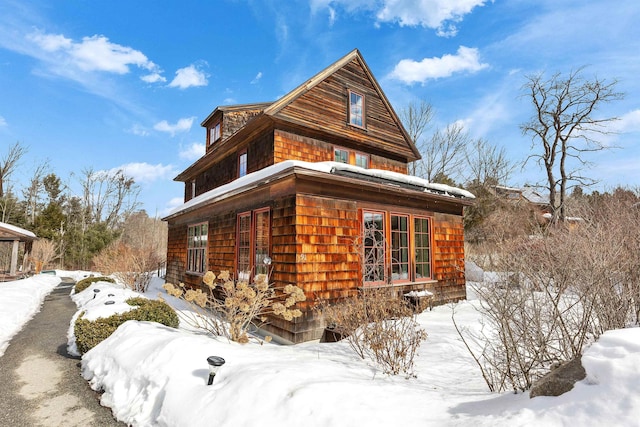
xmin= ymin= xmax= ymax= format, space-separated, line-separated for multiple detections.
xmin=0 ymin=278 xmax=124 ymax=426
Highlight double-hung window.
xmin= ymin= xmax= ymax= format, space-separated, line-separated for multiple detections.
xmin=361 ymin=210 xmax=432 ymax=286
xmin=334 ymin=148 xmax=349 ymax=164
xmin=355 ymin=152 xmax=369 ymax=168
xmin=348 ymin=90 xmax=364 ymax=127
xmin=187 ymin=222 xmax=208 ymax=274
xmin=236 ymin=208 xmax=271 ymax=280
xmin=334 ymin=147 xmax=369 ymax=169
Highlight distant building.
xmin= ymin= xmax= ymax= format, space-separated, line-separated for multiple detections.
xmin=0 ymin=221 xmax=36 ymax=281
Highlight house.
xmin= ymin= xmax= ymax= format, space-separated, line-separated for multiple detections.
xmin=0 ymin=221 xmax=36 ymax=281
xmin=163 ymin=49 xmax=474 ymax=343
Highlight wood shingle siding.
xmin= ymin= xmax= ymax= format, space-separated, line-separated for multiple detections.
xmin=165 ymin=49 xmax=473 ymax=343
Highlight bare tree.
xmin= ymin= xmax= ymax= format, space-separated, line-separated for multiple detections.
xmin=22 ymin=161 xmax=51 ymax=226
xmin=520 ymin=67 xmax=623 ymax=222
xmin=399 ymin=100 xmax=434 ymax=176
xmin=464 ymin=138 xmax=514 ymax=188
xmin=79 ymin=168 xmax=140 ymax=228
xmin=0 ymin=142 xmax=28 ymax=198
xmin=422 ymin=122 xmax=469 ymax=183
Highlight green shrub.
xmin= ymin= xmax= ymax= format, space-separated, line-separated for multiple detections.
xmin=74 ymin=276 xmax=116 ymax=293
xmin=74 ymin=297 xmax=179 ymax=355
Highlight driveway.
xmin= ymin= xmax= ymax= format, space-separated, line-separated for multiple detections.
xmin=0 ymin=278 xmax=124 ymax=426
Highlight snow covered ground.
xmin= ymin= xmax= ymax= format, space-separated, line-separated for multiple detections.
xmin=1 ymin=273 xmax=639 ymax=426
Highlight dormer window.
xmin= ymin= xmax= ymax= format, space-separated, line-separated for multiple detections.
xmin=209 ymin=122 xmax=221 ymax=146
xmin=348 ymin=90 xmax=364 ymax=128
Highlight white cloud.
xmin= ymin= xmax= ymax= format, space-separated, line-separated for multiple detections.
xmin=28 ymin=31 xmax=160 ymax=75
xmin=168 ymin=64 xmax=208 ymax=89
xmin=128 ymin=124 xmax=150 ymax=137
xmin=251 ymin=72 xmax=263 ymax=84
xmin=141 ymin=72 xmax=167 ymax=83
xmin=153 ymin=117 xmax=195 ymax=136
xmin=165 ymin=197 xmax=186 ymax=213
xmin=377 ymin=0 xmax=487 ymax=36
xmin=313 ymin=0 xmax=487 ymax=36
xmin=108 ymin=162 xmax=177 ymax=185
xmin=388 ymin=46 xmax=488 ymax=84
xmin=615 ymin=109 xmax=640 ymax=133
xmin=179 ymin=142 xmax=206 ymax=161
xmin=0 ymin=116 xmax=6 ymax=127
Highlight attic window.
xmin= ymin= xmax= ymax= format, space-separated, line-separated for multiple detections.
xmin=348 ymin=90 xmax=365 ymax=128
xmin=238 ymin=151 xmax=247 ymax=178
xmin=209 ymin=122 xmax=221 ymax=146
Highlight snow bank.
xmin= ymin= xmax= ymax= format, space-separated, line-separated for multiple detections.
xmin=0 ymin=274 xmax=60 ymax=357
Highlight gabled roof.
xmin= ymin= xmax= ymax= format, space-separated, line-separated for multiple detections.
xmin=175 ymin=49 xmax=420 ymax=183
xmin=200 ymin=102 xmax=272 ymax=127
xmin=263 ymin=49 xmax=420 ymax=159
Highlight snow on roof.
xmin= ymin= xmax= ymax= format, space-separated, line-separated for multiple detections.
xmin=521 ymin=187 xmax=550 ymax=205
xmin=329 ymin=163 xmax=475 ymax=199
xmin=165 ymin=161 xmax=474 ymax=218
xmin=0 ymin=221 xmax=36 ymax=238
xmin=541 ymin=213 xmax=584 ymax=222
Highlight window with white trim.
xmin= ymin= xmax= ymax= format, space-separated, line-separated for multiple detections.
xmin=349 ymin=90 xmax=364 ymax=127
xmin=187 ymin=222 xmax=208 ymax=274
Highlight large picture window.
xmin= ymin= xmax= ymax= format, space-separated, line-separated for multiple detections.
xmin=187 ymin=222 xmax=208 ymax=274
xmin=362 ymin=210 xmax=432 ymax=285
xmin=236 ymin=208 xmax=271 ymax=280
xmin=414 ymin=216 xmax=432 ymax=279
xmin=390 ymin=214 xmax=409 ymax=281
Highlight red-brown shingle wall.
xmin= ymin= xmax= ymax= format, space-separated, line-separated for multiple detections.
xmin=166 ymin=224 xmax=187 ymax=286
xmin=293 ymin=194 xmax=360 ymax=301
xmin=274 ymin=130 xmax=332 ymax=163
xmin=431 ymin=212 xmax=467 ymax=302
xmin=207 ymin=212 xmax=237 ymax=274
xmin=274 ymin=129 xmax=408 ymax=173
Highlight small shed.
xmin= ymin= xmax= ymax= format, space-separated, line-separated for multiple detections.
xmin=0 ymin=221 xmax=37 ymax=281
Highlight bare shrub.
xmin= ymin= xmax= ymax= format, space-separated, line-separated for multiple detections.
xmin=321 ymin=288 xmax=427 ymax=377
xmin=31 ymin=238 xmax=59 ymax=272
xmin=92 ymin=241 xmax=162 ymax=292
xmin=163 ymin=271 xmax=306 ymax=343
xmin=458 ymin=193 xmax=640 ymax=392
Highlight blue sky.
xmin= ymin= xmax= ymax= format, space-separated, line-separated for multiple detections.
xmin=1 ymin=0 xmax=639 ymax=216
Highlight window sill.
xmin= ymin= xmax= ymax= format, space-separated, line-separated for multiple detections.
xmin=359 ymin=279 xmax=437 ymax=290
xmin=347 ymin=122 xmax=368 ymax=132
xmin=186 ymin=271 xmax=205 ymax=277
